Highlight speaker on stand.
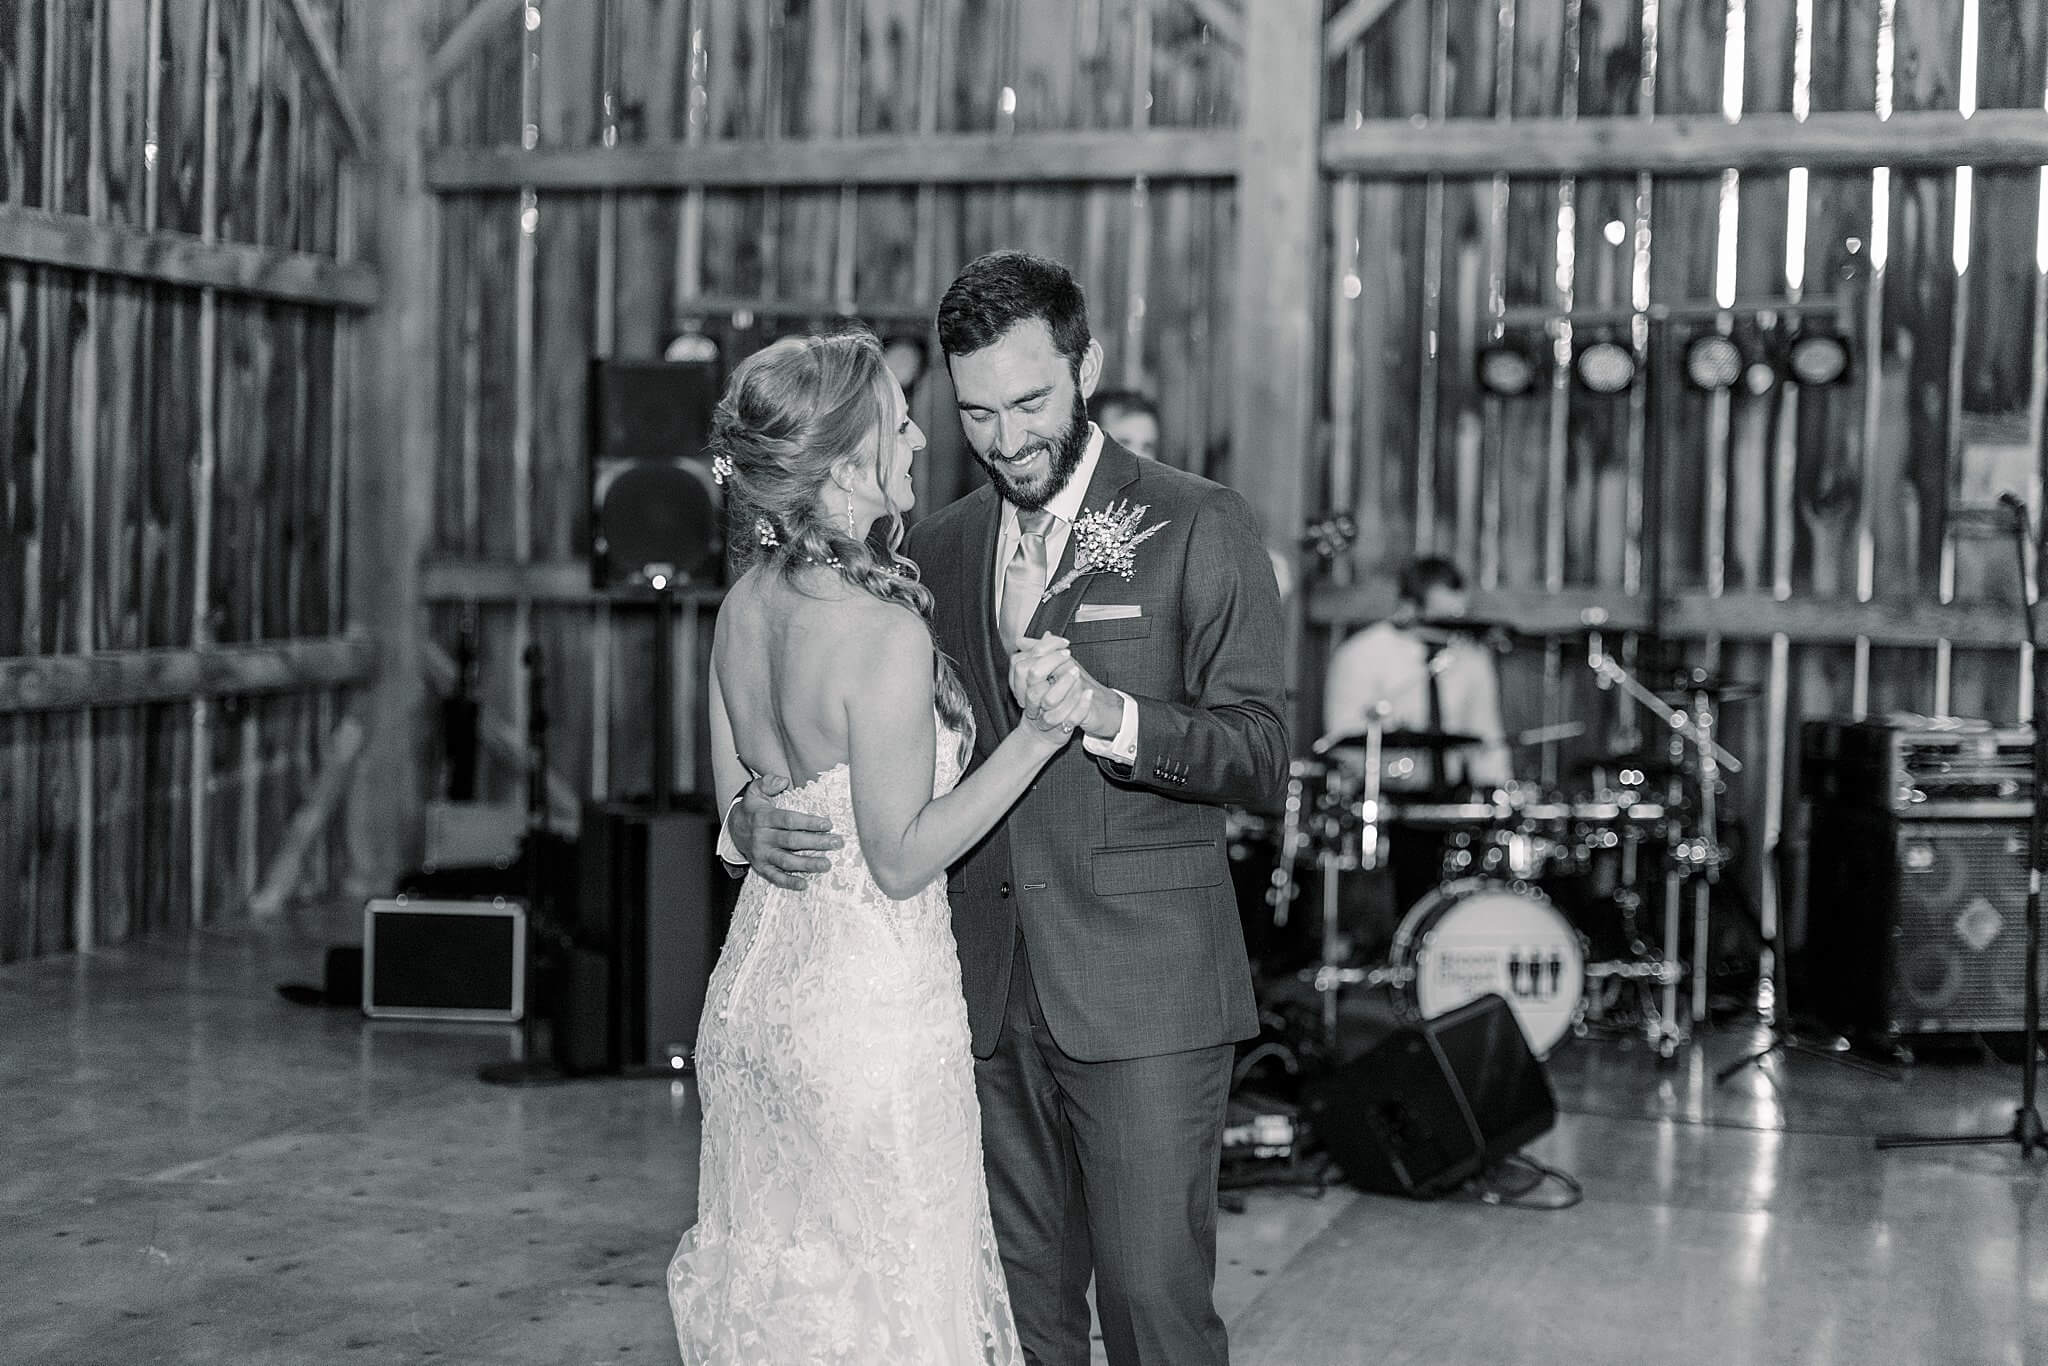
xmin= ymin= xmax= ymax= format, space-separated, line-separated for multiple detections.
xmin=570 ymin=353 xmax=735 ymax=1076
xmin=589 ymin=357 xmax=725 ymax=594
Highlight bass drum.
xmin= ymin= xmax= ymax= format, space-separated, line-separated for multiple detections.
xmin=1390 ymin=879 xmax=1585 ymax=1058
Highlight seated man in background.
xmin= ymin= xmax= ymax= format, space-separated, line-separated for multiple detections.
xmin=1091 ymin=387 xmax=1160 ymax=462
xmin=1323 ymin=556 xmax=1513 ymax=919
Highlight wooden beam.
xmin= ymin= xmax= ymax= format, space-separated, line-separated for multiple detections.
xmin=426 ymin=128 xmax=1241 ymax=192
xmin=665 ymin=293 xmax=937 ymax=325
xmin=247 ymin=707 xmax=368 ymax=918
xmin=0 ymin=206 xmax=378 ymax=308
xmin=421 ymin=641 xmax=581 ymax=831
xmin=423 ymin=558 xmax=726 ymax=606
xmin=0 ymin=636 xmax=376 ymax=714
xmin=1306 ymin=584 xmax=1654 ymax=636
xmin=1178 ymin=0 xmax=1243 ymax=51
xmin=268 ymin=0 xmax=369 ymax=158
xmin=1323 ymin=0 xmax=1402 ymax=59
xmin=1233 ymin=1 xmax=1322 ymax=575
xmin=427 ymin=0 xmax=523 ymax=93
xmin=1305 ymin=584 xmax=2019 ymax=648
xmin=1666 ymin=594 xmax=2024 ymax=650
xmin=1322 ymin=109 xmax=2048 ymax=178
xmin=346 ymin=0 xmax=439 ymax=897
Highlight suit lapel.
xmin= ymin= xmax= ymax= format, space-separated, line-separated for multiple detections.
xmin=961 ymin=489 xmax=1013 ymax=734
xmin=1029 ymin=438 xmax=1143 ymax=640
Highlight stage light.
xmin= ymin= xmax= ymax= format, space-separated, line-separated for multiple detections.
xmin=1785 ymin=330 xmax=1852 ymax=386
xmin=1684 ymin=333 xmax=1744 ymax=391
xmin=1476 ymin=340 xmax=1541 ymax=397
xmin=1574 ymin=339 xmax=1637 ymax=394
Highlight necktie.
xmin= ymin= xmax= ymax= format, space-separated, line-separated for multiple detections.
xmin=1425 ymin=644 xmax=1451 ymax=790
xmin=999 ymin=507 xmax=1054 ymax=657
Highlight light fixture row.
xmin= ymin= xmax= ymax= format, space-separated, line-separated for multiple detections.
xmin=1475 ymin=325 xmax=1852 ymax=398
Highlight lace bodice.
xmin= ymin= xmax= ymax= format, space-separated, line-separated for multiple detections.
xmin=669 ymin=719 xmax=1019 ymax=1364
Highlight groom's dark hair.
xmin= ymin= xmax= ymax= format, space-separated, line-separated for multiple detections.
xmin=938 ymin=251 xmax=1092 ymax=377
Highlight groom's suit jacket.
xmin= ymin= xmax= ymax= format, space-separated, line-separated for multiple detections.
xmin=906 ymin=438 xmax=1289 ymax=1063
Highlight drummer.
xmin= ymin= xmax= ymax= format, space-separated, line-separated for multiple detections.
xmin=1324 ymin=556 xmax=1514 ymax=911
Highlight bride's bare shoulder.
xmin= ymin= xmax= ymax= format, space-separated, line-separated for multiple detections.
xmin=835 ymin=592 xmax=929 ymax=655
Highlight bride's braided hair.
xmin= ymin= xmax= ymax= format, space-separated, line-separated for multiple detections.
xmin=711 ymin=328 xmax=975 ymax=751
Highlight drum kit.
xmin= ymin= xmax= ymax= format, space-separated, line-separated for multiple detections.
xmin=1251 ymin=634 xmax=1746 ymax=1061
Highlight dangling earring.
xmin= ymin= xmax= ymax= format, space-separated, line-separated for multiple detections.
xmin=845 ymin=489 xmax=856 ymax=538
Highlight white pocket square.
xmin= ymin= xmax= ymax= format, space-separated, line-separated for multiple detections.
xmin=1073 ymin=603 xmax=1143 ymax=622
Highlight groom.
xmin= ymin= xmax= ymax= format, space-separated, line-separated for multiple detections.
xmin=731 ymin=250 xmax=1287 ymax=1366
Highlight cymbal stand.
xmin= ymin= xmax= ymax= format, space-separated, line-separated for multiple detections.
xmin=1317 ymin=720 xmax=1384 ymax=1047
xmin=1588 ymin=642 xmax=1743 ymax=1056
xmin=1684 ymin=684 xmax=1721 ymax=1025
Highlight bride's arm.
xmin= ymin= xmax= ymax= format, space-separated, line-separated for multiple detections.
xmin=708 ymin=647 xmax=748 ymax=822
xmin=847 ymin=611 xmax=1071 ymax=900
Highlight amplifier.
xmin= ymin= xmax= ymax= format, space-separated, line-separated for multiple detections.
xmin=362 ymin=897 xmax=526 ymax=1023
xmin=1800 ymin=715 xmax=2033 ymax=817
xmin=1801 ymin=808 xmax=2042 ymax=1037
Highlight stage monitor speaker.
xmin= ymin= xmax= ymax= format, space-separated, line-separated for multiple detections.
xmin=589 ymin=357 xmax=724 ymax=589
xmin=578 ymin=799 xmax=740 ymax=1069
xmin=1802 ymin=806 xmax=2041 ymax=1036
xmin=1302 ymin=993 xmax=1556 ymax=1198
xmin=362 ymin=897 xmax=526 ymax=1024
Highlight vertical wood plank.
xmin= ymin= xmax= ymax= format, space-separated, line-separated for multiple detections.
xmin=347 ymin=0 xmax=441 ymax=893
xmin=188 ymin=0 xmax=220 ymax=925
xmin=1233 ymin=0 xmax=1319 ymax=704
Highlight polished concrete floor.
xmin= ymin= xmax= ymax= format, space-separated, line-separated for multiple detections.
xmin=3 ymin=909 xmax=2045 ymax=1365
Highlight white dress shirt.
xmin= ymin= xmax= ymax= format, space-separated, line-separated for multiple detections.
xmin=995 ymin=423 xmax=1140 ymax=765
xmin=1322 ymin=620 xmax=1510 ymax=789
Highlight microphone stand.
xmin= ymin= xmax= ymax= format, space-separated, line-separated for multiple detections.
xmin=1876 ymin=495 xmax=2047 ymax=1156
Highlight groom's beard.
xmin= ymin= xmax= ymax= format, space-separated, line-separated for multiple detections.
xmin=973 ymin=390 xmax=1090 ymax=512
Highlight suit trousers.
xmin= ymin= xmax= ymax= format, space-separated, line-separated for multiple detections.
xmin=976 ymin=930 xmax=1235 ymax=1366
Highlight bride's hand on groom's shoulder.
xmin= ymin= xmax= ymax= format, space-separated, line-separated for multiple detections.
xmin=731 ymin=775 xmax=844 ymax=890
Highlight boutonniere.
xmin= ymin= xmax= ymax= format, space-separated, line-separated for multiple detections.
xmin=1041 ymin=499 xmax=1171 ymax=603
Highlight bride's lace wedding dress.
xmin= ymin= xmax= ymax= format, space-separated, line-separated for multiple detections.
xmin=669 ymin=718 xmax=1023 ymax=1364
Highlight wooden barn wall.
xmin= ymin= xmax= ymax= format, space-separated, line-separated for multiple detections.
xmin=0 ymin=0 xmax=357 ymax=963
xmin=424 ymin=0 xmax=1241 ymax=811
xmin=1313 ymin=0 xmax=2046 ymax=952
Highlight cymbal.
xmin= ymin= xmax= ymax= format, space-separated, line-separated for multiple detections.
xmin=1657 ymin=672 xmax=1762 ymax=703
xmin=1318 ymin=729 xmax=1484 ymax=753
xmin=1568 ymin=751 xmax=1684 ymax=779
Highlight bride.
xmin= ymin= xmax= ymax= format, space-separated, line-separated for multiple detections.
xmin=668 ymin=329 xmax=1088 ymax=1363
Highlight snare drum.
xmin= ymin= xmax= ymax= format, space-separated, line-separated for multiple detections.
xmin=1390 ymin=879 xmax=1585 ymax=1057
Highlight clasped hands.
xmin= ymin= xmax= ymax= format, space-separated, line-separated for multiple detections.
xmin=1009 ymin=635 xmax=1114 ymax=742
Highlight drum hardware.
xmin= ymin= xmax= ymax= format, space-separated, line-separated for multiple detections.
xmin=1586 ymin=640 xmax=1745 ymax=1057
xmin=1262 ymin=638 xmax=1748 ymax=1061
xmin=1584 ymin=958 xmax=1680 ymax=984
xmin=1273 ymin=715 xmax=1495 ymax=1045
xmin=1386 ymin=880 xmax=1587 ymax=1058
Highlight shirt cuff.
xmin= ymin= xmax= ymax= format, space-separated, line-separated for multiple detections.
xmin=1082 ymin=690 xmax=1140 ymax=764
xmin=717 ymin=791 xmax=748 ymax=867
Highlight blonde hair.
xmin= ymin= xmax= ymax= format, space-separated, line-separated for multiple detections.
xmin=710 ymin=329 xmax=974 ymax=749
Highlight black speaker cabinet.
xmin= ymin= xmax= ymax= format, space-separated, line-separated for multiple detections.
xmin=1802 ymin=806 xmax=2041 ymax=1036
xmin=577 ymin=799 xmax=739 ymax=1069
xmin=589 ymin=358 xmax=724 ymax=589
xmin=1303 ymin=992 xmax=1556 ymax=1198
